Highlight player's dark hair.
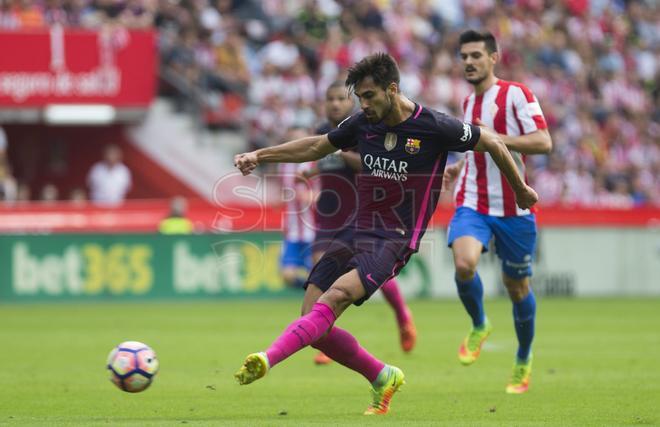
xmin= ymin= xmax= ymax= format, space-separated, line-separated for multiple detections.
xmin=459 ymin=30 xmax=498 ymax=54
xmin=326 ymin=80 xmax=345 ymax=95
xmin=345 ymin=53 xmax=400 ymax=92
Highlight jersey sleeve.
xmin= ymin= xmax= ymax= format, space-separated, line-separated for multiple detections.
xmin=433 ymin=111 xmax=481 ymax=152
xmin=327 ymin=114 xmax=360 ymax=149
xmin=510 ymin=83 xmax=547 ymax=133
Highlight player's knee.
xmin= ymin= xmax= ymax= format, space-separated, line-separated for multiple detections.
xmin=282 ymin=269 xmax=297 ymax=286
xmin=320 ymin=287 xmax=355 ymax=313
xmin=454 ymin=257 xmax=478 ymax=281
xmin=504 ymin=280 xmax=529 ymax=302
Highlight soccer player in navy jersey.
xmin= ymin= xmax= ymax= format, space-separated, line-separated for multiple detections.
xmin=308 ymin=81 xmax=417 ymax=366
xmin=443 ymin=30 xmax=552 ymax=394
xmin=233 ymin=53 xmax=538 ymax=415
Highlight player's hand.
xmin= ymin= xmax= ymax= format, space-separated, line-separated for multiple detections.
xmin=234 ymin=152 xmax=259 ymax=176
xmin=474 ymin=117 xmax=488 ymax=128
xmin=514 ymin=184 xmax=539 ymax=210
xmin=443 ymin=163 xmax=462 ymax=188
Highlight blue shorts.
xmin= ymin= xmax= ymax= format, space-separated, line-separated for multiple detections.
xmin=280 ymin=240 xmax=313 ymax=271
xmin=306 ymin=227 xmax=413 ymax=306
xmin=447 ymin=207 xmax=537 ymax=279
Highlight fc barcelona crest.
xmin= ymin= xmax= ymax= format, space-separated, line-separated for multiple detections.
xmin=405 ymin=138 xmax=421 ymax=154
xmin=384 ymin=132 xmax=397 ymax=151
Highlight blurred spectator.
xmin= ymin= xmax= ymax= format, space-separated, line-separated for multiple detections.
xmin=16 ymin=182 xmax=31 ymax=202
xmin=69 ymin=187 xmax=87 ymax=205
xmin=0 ymin=126 xmax=7 ymax=160
xmin=1 ymin=0 xmax=657 ymax=208
xmin=39 ymin=183 xmax=59 ymax=203
xmin=87 ymin=145 xmax=132 ymax=206
xmin=15 ymin=0 xmax=45 ymax=29
xmin=0 ymin=160 xmax=17 ymax=202
xmin=159 ymin=196 xmax=194 ymax=234
xmin=214 ymin=25 xmax=251 ymax=94
xmin=258 ymin=28 xmax=301 ymax=70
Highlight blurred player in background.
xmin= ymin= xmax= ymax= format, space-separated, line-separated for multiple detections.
xmin=308 ymin=81 xmax=417 ymax=365
xmin=233 ymin=53 xmax=538 ymax=414
xmin=279 ymin=127 xmax=316 ymax=289
xmin=443 ymin=30 xmax=552 ymax=394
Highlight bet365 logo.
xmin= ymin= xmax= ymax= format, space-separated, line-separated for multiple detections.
xmin=11 ymin=242 xmax=153 ymax=296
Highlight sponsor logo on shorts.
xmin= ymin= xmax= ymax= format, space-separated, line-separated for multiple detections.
xmin=505 ymin=259 xmax=532 ymax=269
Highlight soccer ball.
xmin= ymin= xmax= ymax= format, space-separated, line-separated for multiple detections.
xmin=107 ymin=341 xmax=159 ymax=393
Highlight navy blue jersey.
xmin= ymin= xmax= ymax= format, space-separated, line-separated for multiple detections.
xmin=327 ymin=104 xmax=480 ymax=250
xmin=314 ymin=122 xmax=358 ymax=232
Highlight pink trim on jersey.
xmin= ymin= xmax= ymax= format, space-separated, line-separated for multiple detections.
xmin=409 ymin=156 xmax=442 ymax=250
xmin=413 ymin=104 xmax=422 ymax=119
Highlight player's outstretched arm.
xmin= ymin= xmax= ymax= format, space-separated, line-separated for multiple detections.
xmin=474 ymin=118 xmax=552 ymax=154
xmin=473 ymin=127 xmax=538 ymax=210
xmin=502 ymin=128 xmax=552 ymax=154
xmin=234 ymin=134 xmax=337 ymax=176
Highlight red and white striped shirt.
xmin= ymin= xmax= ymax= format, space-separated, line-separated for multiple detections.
xmin=454 ymin=80 xmax=547 ymax=217
xmin=280 ymin=162 xmax=316 ymax=242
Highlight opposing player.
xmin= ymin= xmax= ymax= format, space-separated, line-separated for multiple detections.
xmin=443 ymin=30 xmax=552 ymax=394
xmin=309 ymin=81 xmax=417 ymax=365
xmin=234 ymin=53 xmax=538 ymax=415
xmin=278 ymin=128 xmax=316 ymax=289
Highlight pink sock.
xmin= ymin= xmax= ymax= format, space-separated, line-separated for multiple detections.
xmin=312 ymin=327 xmax=385 ymax=383
xmin=381 ymin=278 xmax=411 ymax=327
xmin=265 ymin=302 xmax=336 ymax=367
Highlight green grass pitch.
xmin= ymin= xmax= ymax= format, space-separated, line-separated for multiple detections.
xmin=0 ymin=298 xmax=658 ymax=426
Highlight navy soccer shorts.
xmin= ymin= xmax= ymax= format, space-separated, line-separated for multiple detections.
xmin=305 ymin=227 xmax=413 ymax=306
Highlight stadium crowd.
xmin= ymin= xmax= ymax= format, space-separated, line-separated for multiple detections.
xmin=0 ymin=0 xmax=657 ymax=207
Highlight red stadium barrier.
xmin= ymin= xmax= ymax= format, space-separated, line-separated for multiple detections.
xmin=0 ymin=200 xmax=657 ymax=233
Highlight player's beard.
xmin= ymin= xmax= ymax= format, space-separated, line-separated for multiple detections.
xmin=466 ymin=73 xmax=488 ymax=84
xmin=376 ymin=94 xmax=394 ymax=123
xmin=465 ymin=67 xmax=488 ymax=85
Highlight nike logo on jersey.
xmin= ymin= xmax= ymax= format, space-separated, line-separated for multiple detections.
xmin=366 ymin=133 xmax=378 ymax=139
